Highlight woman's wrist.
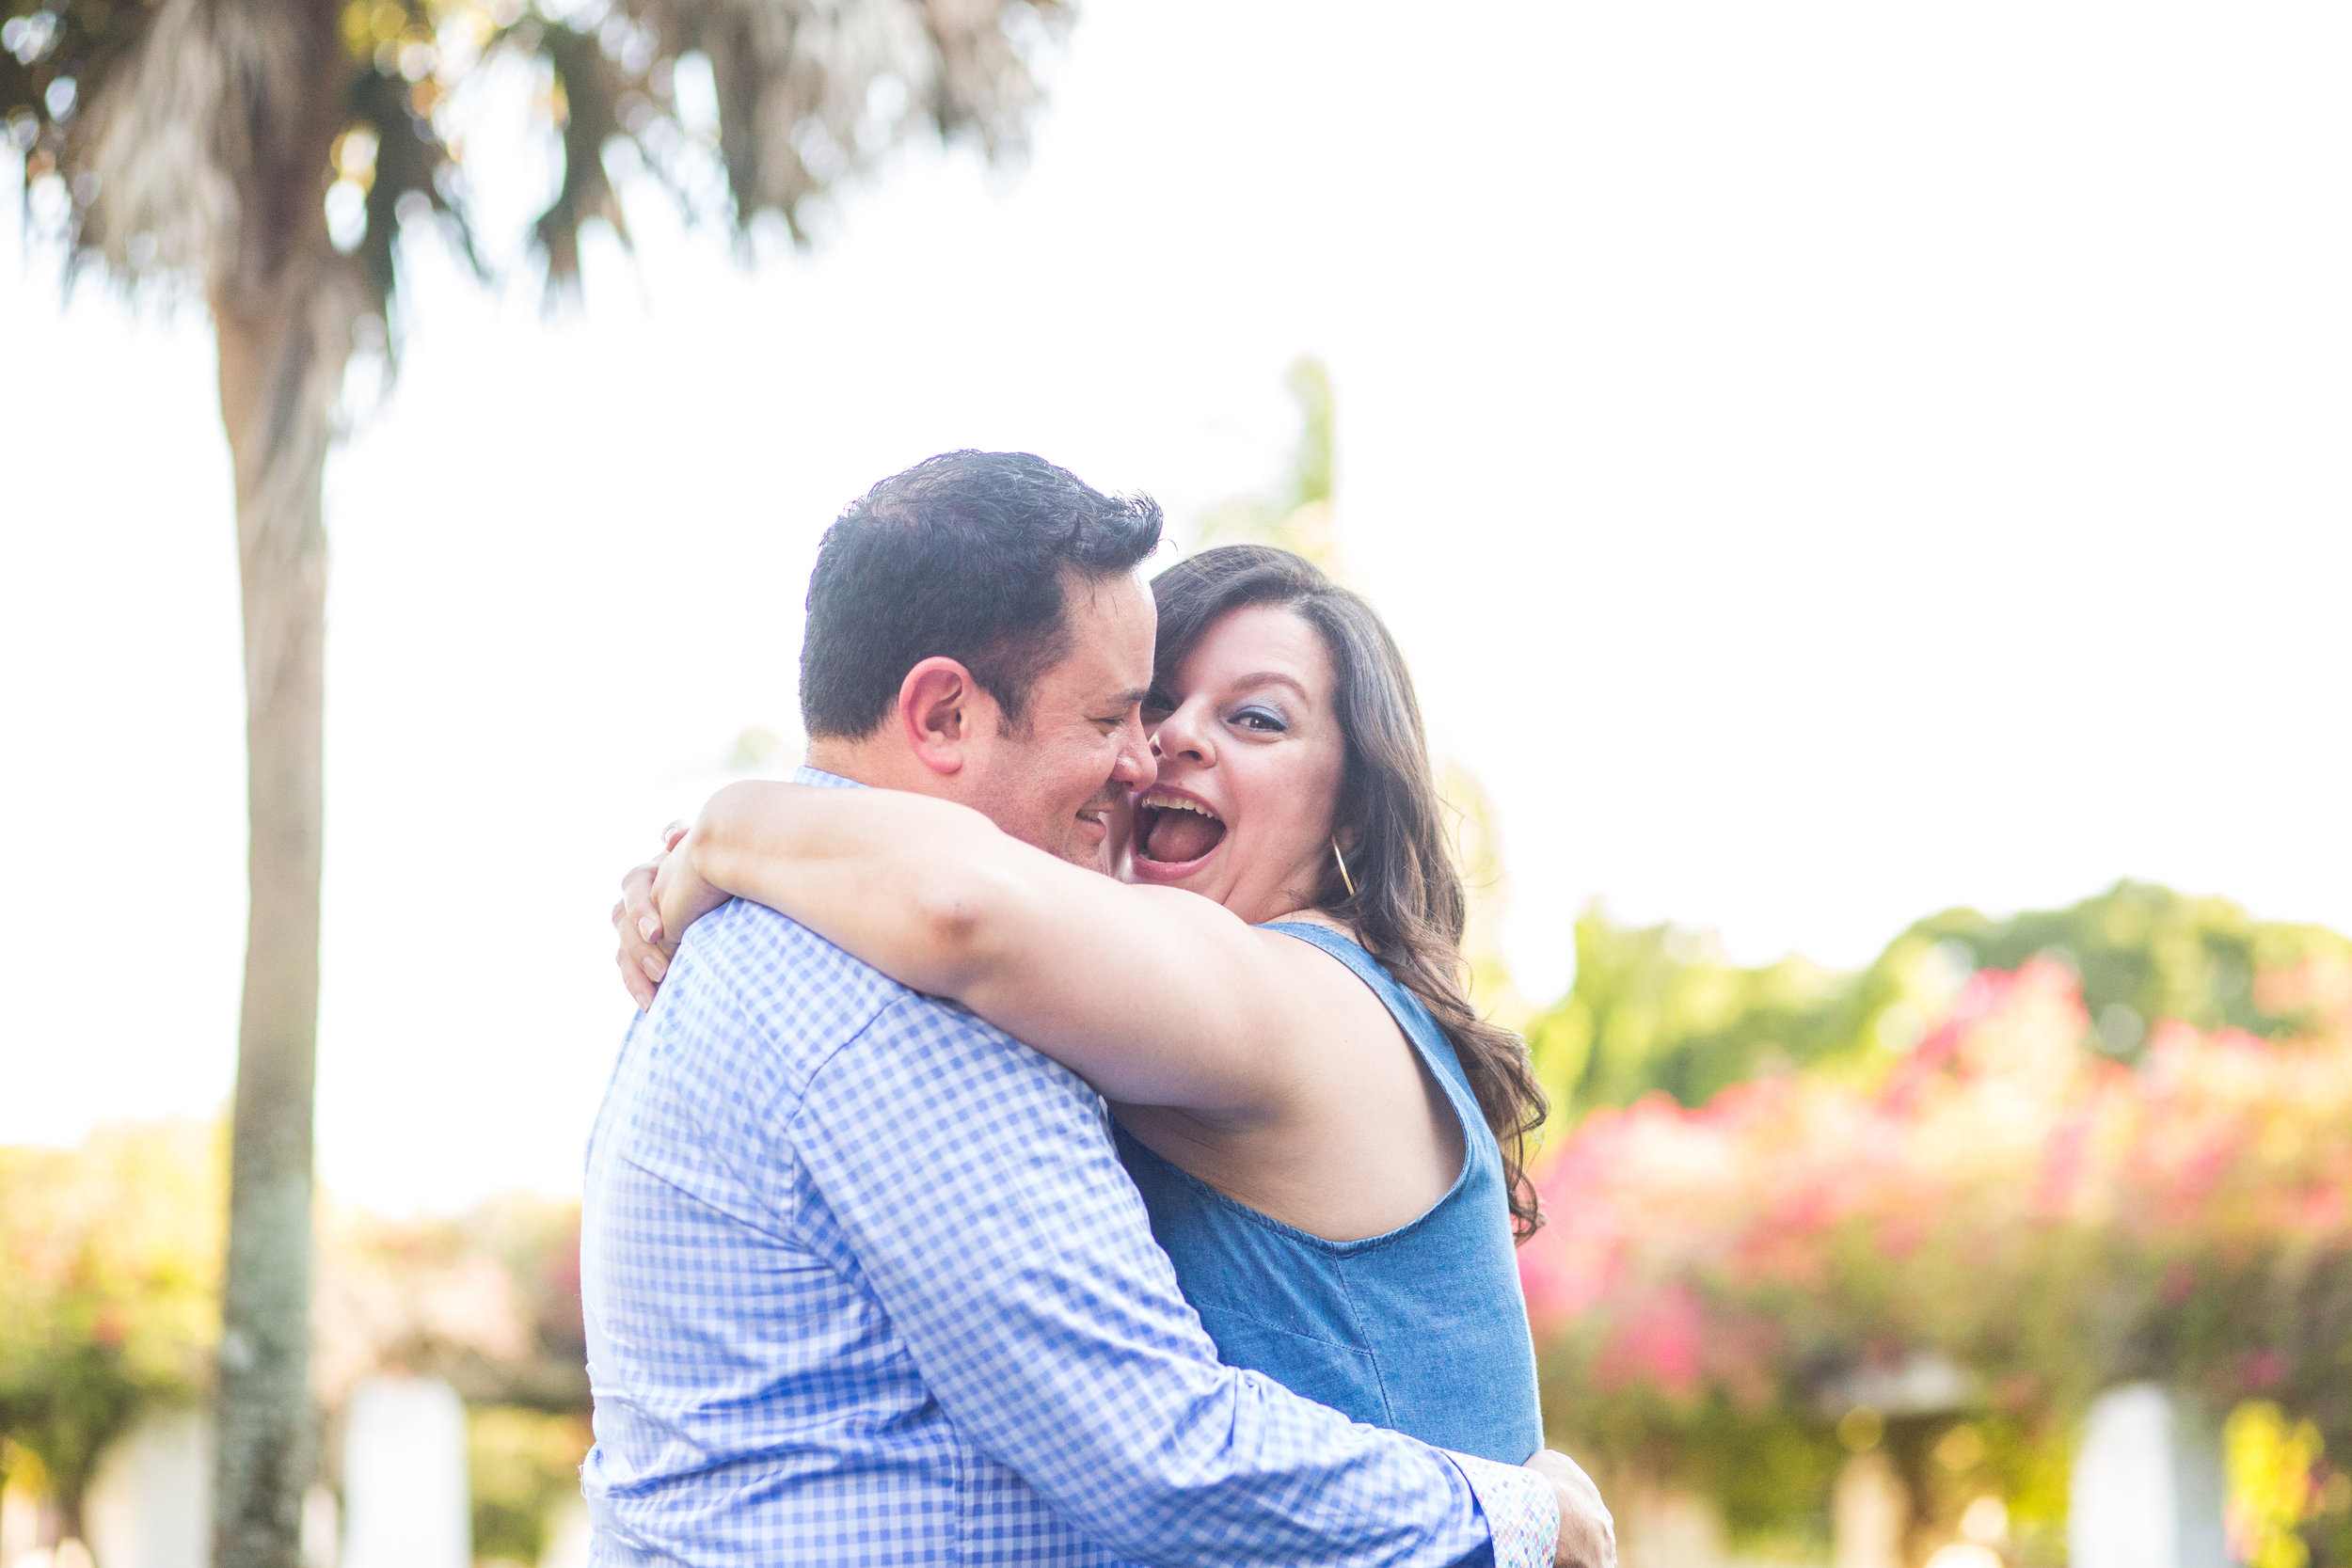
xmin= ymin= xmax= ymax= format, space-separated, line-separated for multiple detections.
xmin=649 ymin=787 xmax=759 ymax=935
xmin=689 ymin=781 xmax=775 ymax=894
xmin=654 ymin=835 xmax=728 ymax=939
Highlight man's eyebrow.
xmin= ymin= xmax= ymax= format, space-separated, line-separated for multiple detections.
xmin=1112 ymin=687 xmax=1152 ymax=708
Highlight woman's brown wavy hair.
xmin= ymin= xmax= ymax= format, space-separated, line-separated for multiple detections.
xmin=1148 ymin=545 xmax=1548 ymax=1241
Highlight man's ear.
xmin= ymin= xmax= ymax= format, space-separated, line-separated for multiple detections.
xmin=897 ymin=657 xmax=991 ymax=777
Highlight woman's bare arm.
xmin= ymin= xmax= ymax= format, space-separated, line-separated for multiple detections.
xmin=647 ymin=781 xmax=1326 ymax=1116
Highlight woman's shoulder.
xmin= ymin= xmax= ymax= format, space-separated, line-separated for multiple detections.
xmin=1248 ymin=919 xmax=1403 ymax=1020
xmin=1253 ymin=920 xmax=1442 ymax=1037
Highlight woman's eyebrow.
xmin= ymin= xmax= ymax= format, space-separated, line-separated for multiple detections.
xmin=1232 ymin=672 xmax=1311 ymax=699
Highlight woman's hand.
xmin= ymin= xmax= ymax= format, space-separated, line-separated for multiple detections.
xmin=651 ymin=820 xmax=734 ymax=953
xmin=612 ymin=822 xmax=688 ymax=1011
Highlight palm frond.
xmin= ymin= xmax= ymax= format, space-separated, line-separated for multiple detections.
xmin=913 ymin=0 xmax=1057 ymax=151
xmin=532 ymin=18 xmax=632 ymax=292
xmin=75 ymin=0 xmax=346 ymax=302
xmin=13 ymin=0 xmax=1069 ymax=318
xmin=5 ymin=0 xmax=165 ymax=264
xmin=519 ymin=0 xmax=1069 ymax=281
xmin=348 ymin=63 xmax=479 ymax=319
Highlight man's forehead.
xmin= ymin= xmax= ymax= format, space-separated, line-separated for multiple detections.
xmin=1057 ymin=572 xmax=1154 ymax=667
xmin=1056 ymin=653 xmax=1152 ymax=709
xmin=1061 ymin=563 xmax=1154 ymax=620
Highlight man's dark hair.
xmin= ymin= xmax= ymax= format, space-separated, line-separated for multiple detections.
xmin=799 ymin=451 xmax=1165 ymax=739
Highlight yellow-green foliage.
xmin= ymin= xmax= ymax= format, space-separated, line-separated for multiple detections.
xmin=2229 ymin=1402 xmax=2336 ymax=1568
xmin=1191 ymin=357 xmax=1347 ymax=572
xmin=1530 ymin=910 xmax=1861 ymax=1117
xmin=1524 ymin=955 xmax=2352 ymax=1560
xmin=468 ymin=1404 xmax=590 ymax=1566
xmin=0 ymin=1121 xmax=223 ymax=1525
xmin=1530 ymin=880 xmax=2352 ymax=1122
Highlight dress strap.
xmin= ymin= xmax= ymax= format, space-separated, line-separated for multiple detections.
xmin=1256 ymin=920 xmax=1396 ymax=998
xmin=1255 ymin=922 xmax=1482 ymax=1121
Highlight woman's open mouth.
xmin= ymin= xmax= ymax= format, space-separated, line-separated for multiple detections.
xmin=1132 ymin=788 xmax=1227 ymax=874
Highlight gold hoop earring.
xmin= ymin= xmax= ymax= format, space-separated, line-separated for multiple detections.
xmin=1331 ymin=838 xmax=1357 ymax=898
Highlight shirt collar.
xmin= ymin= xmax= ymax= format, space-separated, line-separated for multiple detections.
xmin=793 ymin=765 xmax=865 ymax=790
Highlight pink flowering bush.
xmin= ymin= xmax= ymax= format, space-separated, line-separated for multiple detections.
xmin=1521 ymin=960 xmax=2352 ymax=1553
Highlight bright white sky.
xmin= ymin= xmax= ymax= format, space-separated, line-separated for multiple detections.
xmin=5 ymin=2 xmax=2349 ymax=1212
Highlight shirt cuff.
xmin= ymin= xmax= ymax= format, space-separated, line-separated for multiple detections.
xmin=1447 ymin=1451 xmax=1558 ymax=1568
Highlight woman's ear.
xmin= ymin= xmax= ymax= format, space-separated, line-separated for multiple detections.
xmin=897 ymin=657 xmax=982 ymax=776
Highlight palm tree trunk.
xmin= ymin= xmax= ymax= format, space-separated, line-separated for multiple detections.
xmin=209 ymin=257 xmax=351 ymax=1568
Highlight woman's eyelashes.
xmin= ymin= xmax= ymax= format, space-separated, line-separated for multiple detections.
xmin=1230 ymin=704 xmax=1289 ymax=735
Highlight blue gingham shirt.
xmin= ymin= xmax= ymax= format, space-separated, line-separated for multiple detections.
xmin=580 ymin=768 xmax=1557 ymax=1566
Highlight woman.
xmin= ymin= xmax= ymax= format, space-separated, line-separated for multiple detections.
xmin=614 ymin=545 xmax=1549 ymax=1462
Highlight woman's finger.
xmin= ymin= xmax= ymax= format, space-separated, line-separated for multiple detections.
xmin=613 ymin=823 xmax=691 ymax=1010
xmin=621 ymin=860 xmax=664 ymax=944
xmin=619 ymin=902 xmax=669 ymax=975
xmin=613 ymin=892 xmax=671 ymax=1007
xmin=616 ymin=946 xmax=652 ymax=1010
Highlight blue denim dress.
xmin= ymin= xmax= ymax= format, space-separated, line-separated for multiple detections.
xmin=1112 ymin=921 xmax=1546 ymax=1464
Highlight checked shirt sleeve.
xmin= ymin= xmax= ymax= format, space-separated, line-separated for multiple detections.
xmin=787 ymin=995 xmax=1537 ymax=1568
xmin=1450 ymin=1454 xmax=1561 ymax=1568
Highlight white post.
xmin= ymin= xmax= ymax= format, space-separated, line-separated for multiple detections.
xmin=2 ymin=1470 xmax=52 ymax=1564
xmin=1833 ymin=1451 xmax=1908 ymax=1568
xmin=2069 ymin=1383 xmax=2227 ymax=1568
xmin=299 ymin=1482 xmax=341 ymax=1568
xmin=538 ymin=1497 xmax=591 ymax=1568
xmin=340 ymin=1376 xmax=470 ymax=1568
xmin=81 ymin=1410 xmax=211 ymax=1568
xmin=1613 ymin=1484 xmax=1730 ymax=1568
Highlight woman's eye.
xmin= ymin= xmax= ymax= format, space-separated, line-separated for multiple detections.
xmin=1232 ymin=707 xmax=1286 ymax=734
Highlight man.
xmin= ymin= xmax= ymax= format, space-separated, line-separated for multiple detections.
xmin=585 ymin=451 xmax=1613 ymax=1565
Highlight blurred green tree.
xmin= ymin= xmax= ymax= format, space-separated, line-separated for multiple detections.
xmin=0 ymin=1123 xmax=222 ymax=1550
xmin=1532 ymin=879 xmax=2352 ymax=1120
xmin=1194 ymin=356 xmax=1345 ymax=569
xmin=467 ymin=1405 xmax=590 ymax=1566
xmin=1529 ymin=911 xmax=1861 ymax=1118
xmin=5 ymin=3 xmax=1063 ymax=1561
xmin=310 ymin=1195 xmax=588 ymax=1417
xmin=1439 ymin=760 xmax=1537 ymax=1034
xmin=1522 ymin=955 xmax=2352 ymax=1562
xmin=1914 ymin=879 xmax=2352 ymax=1053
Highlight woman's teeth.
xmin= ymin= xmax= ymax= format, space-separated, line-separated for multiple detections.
xmin=1138 ymin=792 xmax=1227 ymax=863
xmin=1140 ymin=791 xmax=1219 ymax=820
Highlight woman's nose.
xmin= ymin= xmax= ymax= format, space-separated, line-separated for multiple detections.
xmin=1152 ymin=703 xmax=1214 ymax=764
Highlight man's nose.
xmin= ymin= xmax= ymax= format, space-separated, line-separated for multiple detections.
xmin=1113 ymin=715 xmax=1157 ymax=789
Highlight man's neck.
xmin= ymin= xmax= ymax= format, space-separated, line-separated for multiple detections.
xmin=803 ymin=735 xmax=953 ymax=799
